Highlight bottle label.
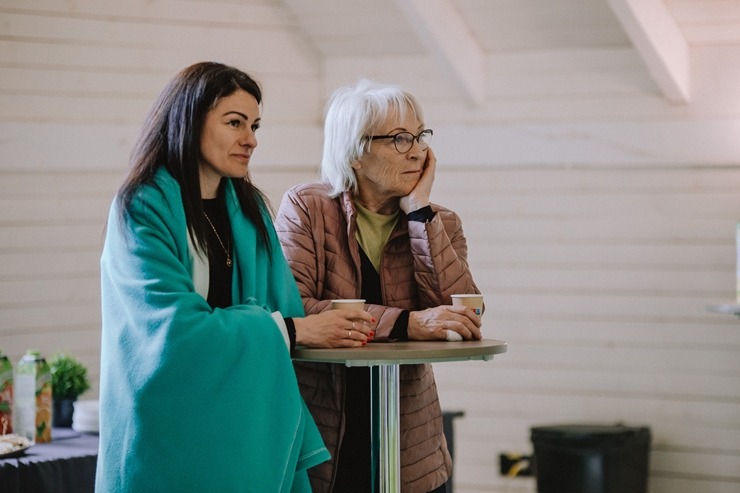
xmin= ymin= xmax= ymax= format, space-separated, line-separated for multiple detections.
xmin=35 ymin=375 xmax=52 ymax=443
xmin=35 ymin=370 xmax=52 ymax=443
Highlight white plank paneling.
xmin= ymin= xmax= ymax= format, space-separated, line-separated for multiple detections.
xmin=2 ymin=2 xmax=740 ymax=492
xmin=0 ymin=122 xmax=323 ymax=171
xmin=0 ymin=0 xmax=292 ymax=26
xmin=429 ymin=165 xmax=740 ymax=492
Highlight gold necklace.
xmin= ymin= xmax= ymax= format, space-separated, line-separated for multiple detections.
xmin=203 ymin=211 xmax=232 ymax=268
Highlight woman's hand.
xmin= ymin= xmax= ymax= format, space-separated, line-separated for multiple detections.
xmin=293 ymin=309 xmax=375 ymax=348
xmin=400 ymin=147 xmax=436 ymax=214
xmin=408 ymin=305 xmax=482 ymax=341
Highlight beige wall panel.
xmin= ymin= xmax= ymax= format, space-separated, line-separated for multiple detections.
xmin=0 ymin=123 xmax=323 ymax=171
xmin=0 ymin=0 xmax=291 ymax=25
xmin=1 ymin=2 xmax=739 ymax=492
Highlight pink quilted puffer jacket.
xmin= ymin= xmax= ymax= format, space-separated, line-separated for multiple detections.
xmin=275 ymin=182 xmax=480 ymax=493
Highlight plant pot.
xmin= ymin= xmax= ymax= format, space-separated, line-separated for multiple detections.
xmin=53 ymin=398 xmax=76 ymax=428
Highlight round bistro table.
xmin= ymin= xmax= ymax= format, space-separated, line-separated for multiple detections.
xmin=293 ymin=339 xmax=507 ymax=493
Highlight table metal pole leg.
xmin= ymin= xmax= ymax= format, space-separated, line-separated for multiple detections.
xmin=378 ymin=364 xmax=400 ymax=493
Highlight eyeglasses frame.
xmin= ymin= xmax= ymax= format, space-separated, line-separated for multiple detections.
xmin=366 ymin=129 xmax=433 ymax=153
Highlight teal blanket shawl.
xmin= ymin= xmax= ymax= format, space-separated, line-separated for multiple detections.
xmin=97 ymin=169 xmax=328 ymax=492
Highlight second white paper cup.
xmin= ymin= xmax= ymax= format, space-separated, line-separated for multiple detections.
xmin=448 ymin=294 xmax=484 ymax=341
xmin=450 ymin=294 xmax=483 ymax=318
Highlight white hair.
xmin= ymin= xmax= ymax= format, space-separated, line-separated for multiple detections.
xmin=320 ymin=79 xmax=424 ymax=196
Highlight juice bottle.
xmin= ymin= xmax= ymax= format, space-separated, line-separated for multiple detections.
xmin=0 ymin=351 xmax=12 ymax=434
xmin=14 ymin=350 xmax=52 ymax=442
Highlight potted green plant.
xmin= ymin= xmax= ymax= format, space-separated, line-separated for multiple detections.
xmin=49 ymin=353 xmax=91 ymax=428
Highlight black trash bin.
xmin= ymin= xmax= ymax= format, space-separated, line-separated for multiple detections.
xmin=442 ymin=410 xmax=465 ymax=493
xmin=531 ymin=423 xmax=650 ymax=493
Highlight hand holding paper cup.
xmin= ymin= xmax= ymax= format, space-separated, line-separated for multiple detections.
xmin=447 ymin=294 xmax=484 ymax=341
xmin=331 ymin=299 xmax=370 ymax=344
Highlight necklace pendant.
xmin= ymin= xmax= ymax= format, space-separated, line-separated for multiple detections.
xmin=226 ymin=258 xmax=232 ymax=268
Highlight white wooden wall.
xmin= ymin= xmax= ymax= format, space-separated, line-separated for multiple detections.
xmin=431 ymin=165 xmax=740 ymax=493
xmin=1 ymin=2 xmax=739 ymax=493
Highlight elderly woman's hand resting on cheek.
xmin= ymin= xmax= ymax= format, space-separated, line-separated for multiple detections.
xmin=399 ymin=148 xmax=436 ymax=214
xmin=408 ymin=305 xmax=482 ymax=341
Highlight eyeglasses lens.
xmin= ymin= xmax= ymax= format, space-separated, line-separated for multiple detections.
xmin=393 ymin=131 xmax=432 ymax=152
xmin=394 ymin=133 xmax=414 ymax=153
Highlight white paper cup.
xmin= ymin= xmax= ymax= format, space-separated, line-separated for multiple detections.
xmin=448 ymin=294 xmax=484 ymax=341
xmin=450 ymin=294 xmax=483 ymax=318
xmin=331 ymin=299 xmax=366 ymax=311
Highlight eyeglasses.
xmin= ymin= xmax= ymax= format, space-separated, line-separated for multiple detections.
xmin=367 ymin=129 xmax=433 ymax=153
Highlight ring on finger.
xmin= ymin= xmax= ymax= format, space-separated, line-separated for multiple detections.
xmin=348 ymin=329 xmax=352 ymax=338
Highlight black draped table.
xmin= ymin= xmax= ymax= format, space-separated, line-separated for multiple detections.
xmin=0 ymin=428 xmax=98 ymax=493
xmin=294 ymin=339 xmax=507 ymax=493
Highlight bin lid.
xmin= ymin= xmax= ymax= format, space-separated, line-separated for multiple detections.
xmin=531 ymin=423 xmax=650 ymax=444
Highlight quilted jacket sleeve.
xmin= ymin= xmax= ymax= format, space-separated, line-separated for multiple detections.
xmin=274 ymin=185 xmax=332 ymax=315
xmin=407 ymin=206 xmax=481 ymax=310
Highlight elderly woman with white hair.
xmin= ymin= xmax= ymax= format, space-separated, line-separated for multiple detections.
xmin=275 ymin=79 xmax=482 ymax=493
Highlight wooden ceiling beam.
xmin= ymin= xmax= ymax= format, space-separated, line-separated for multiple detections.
xmin=607 ymin=0 xmax=690 ymax=104
xmin=395 ymin=0 xmax=485 ymax=107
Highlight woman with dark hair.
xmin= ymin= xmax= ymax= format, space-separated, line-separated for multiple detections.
xmin=97 ymin=62 xmax=371 ymax=493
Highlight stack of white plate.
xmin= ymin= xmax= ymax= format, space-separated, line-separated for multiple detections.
xmin=72 ymin=400 xmax=99 ymax=434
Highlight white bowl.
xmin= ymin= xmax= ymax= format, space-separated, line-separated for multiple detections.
xmin=72 ymin=400 xmax=100 ymax=433
xmin=73 ymin=400 xmax=99 ymax=414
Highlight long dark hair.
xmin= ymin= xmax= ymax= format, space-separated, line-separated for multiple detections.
xmin=118 ymin=61 xmax=271 ymax=253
